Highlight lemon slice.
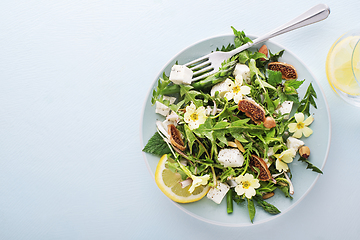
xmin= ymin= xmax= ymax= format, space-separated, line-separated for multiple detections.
xmin=155 ymin=154 xmax=210 ymax=203
xmin=326 ymin=36 xmax=360 ymax=96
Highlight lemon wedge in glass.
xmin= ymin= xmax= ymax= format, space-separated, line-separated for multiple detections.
xmin=326 ymin=35 xmax=360 ymax=96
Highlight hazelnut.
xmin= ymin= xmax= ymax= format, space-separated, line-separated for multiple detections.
xmin=299 ymin=146 xmax=310 ymax=159
xmin=262 ymin=192 xmax=275 ymax=200
xmin=263 ymin=116 xmax=276 ymax=128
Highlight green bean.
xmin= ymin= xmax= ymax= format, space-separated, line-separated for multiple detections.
xmin=226 ymin=189 xmax=233 ymax=214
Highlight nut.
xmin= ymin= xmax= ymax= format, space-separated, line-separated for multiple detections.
xmin=299 ymin=146 xmax=310 ymax=159
xmin=235 ymin=139 xmax=245 ymax=153
xmin=262 ymin=192 xmax=275 ymax=200
xmin=227 ymin=141 xmax=237 ymax=148
xmin=263 ymin=116 xmax=276 ymax=128
xmin=258 ymin=45 xmax=268 ymax=61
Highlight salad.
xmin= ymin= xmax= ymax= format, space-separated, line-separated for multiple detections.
xmin=143 ymin=26 xmax=322 ymax=223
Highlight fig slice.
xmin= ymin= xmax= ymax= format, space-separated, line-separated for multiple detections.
xmin=168 ymin=124 xmax=186 ymax=151
xmin=238 ymin=99 xmax=265 ymax=124
xmin=249 ymin=154 xmax=271 ymax=181
xmin=268 ymin=62 xmax=298 ymax=80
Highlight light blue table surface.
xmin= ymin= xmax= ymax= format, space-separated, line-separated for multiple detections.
xmin=1 ymin=1 xmax=359 ymax=239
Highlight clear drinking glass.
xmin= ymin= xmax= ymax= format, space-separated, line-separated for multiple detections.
xmin=325 ymin=30 xmax=360 ymax=107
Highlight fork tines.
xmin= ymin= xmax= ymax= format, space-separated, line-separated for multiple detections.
xmin=185 ymin=57 xmax=214 ymax=81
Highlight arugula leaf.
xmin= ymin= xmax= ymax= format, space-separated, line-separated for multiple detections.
xmin=267 ymin=69 xmax=283 ymax=87
xmin=298 ymin=156 xmax=323 ymax=174
xmin=180 ymin=85 xmax=203 ymax=107
xmin=219 ymin=167 xmax=236 ymax=182
xmin=151 ymin=73 xmax=172 ymax=105
xmin=216 ymin=43 xmax=236 ymax=52
xmin=231 ymin=26 xmax=253 ymax=48
xmin=285 ymin=79 xmax=305 ymax=90
xmin=142 ymin=132 xmax=171 ymax=156
xmin=249 ymin=59 xmax=276 ymax=92
xmin=254 ymin=196 xmax=281 ymax=215
xmin=184 ymin=124 xmax=196 ymax=154
xmin=297 ymin=83 xmax=317 ymax=116
xmin=268 ymin=49 xmax=284 ymax=62
xmin=238 ymin=50 xmax=250 ymax=64
xmin=277 ymin=185 xmax=293 ymax=199
xmin=247 ymin=198 xmax=256 ymax=223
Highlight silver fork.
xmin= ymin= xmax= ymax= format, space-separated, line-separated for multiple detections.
xmin=186 ymin=3 xmax=330 ymax=81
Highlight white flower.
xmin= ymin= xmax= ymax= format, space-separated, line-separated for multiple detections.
xmin=184 ymin=102 xmax=207 ymax=130
xmin=234 ymin=173 xmax=260 ymax=199
xmin=288 ymin=113 xmax=314 ymax=138
xmin=274 ymin=148 xmax=296 ymax=172
xmin=189 ymin=174 xmax=210 ymax=193
xmin=223 ymin=76 xmax=251 ymax=103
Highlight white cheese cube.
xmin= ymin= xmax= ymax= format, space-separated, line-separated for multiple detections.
xmin=166 ymin=111 xmax=179 ymax=123
xmin=286 ymin=137 xmax=305 ymax=152
xmin=155 ymin=96 xmax=176 ymax=117
xmin=277 ymin=101 xmax=293 ymax=119
xmin=162 ymin=112 xmax=180 ymax=129
xmin=218 ymin=148 xmax=244 ymax=167
xmin=163 ymin=95 xmax=176 ymax=105
xmin=169 ymin=65 xmax=193 ymax=85
xmin=226 ymin=179 xmax=238 ymax=188
xmin=207 ymin=182 xmax=230 ymax=204
xmin=155 ymin=101 xmax=170 ymax=116
xmin=210 ymin=79 xmax=230 ymax=97
xmin=233 ymin=63 xmax=250 ymax=83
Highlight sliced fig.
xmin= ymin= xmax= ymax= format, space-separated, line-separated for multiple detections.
xmin=268 ymin=62 xmax=298 ymax=80
xmin=238 ymin=99 xmax=265 ymax=124
xmin=249 ymin=155 xmax=271 ymax=181
xmin=168 ymin=124 xmax=186 ymax=151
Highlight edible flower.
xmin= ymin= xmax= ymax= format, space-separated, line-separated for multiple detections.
xmin=188 ymin=174 xmax=210 ymax=193
xmin=224 ymin=76 xmax=251 ymax=103
xmin=274 ymin=148 xmax=296 ymax=172
xmin=177 ymin=161 xmax=210 ymax=193
xmin=184 ymin=102 xmax=207 ymax=130
xmin=288 ymin=112 xmax=314 ymax=138
xmin=234 ymin=173 xmax=260 ymax=199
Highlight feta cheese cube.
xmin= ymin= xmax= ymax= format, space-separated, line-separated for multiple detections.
xmin=218 ymin=148 xmax=244 ymax=167
xmin=166 ymin=111 xmax=179 ymax=123
xmin=155 ymin=101 xmax=170 ymax=116
xmin=233 ymin=63 xmax=250 ymax=83
xmin=210 ymin=79 xmax=230 ymax=97
xmin=206 ymin=182 xmax=230 ymax=204
xmin=163 ymin=95 xmax=176 ymax=105
xmin=169 ymin=65 xmax=193 ymax=85
xmin=155 ymin=96 xmax=176 ymax=117
xmin=286 ymin=137 xmax=305 ymax=152
xmin=226 ymin=179 xmax=238 ymax=188
xmin=277 ymin=101 xmax=293 ymax=119
xmin=162 ymin=111 xmax=180 ymax=129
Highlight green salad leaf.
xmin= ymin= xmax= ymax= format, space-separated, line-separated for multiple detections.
xmin=142 ymin=132 xmax=171 ymax=156
xmin=143 ymin=26 xmax=323 ymax=224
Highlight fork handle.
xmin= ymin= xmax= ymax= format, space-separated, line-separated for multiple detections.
xmin=230 ymin=4 xmax=330 ymax=55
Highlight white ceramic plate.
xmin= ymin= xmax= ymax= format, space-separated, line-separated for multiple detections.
xmin=140 ymin=34 xmax=331 ymax=227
